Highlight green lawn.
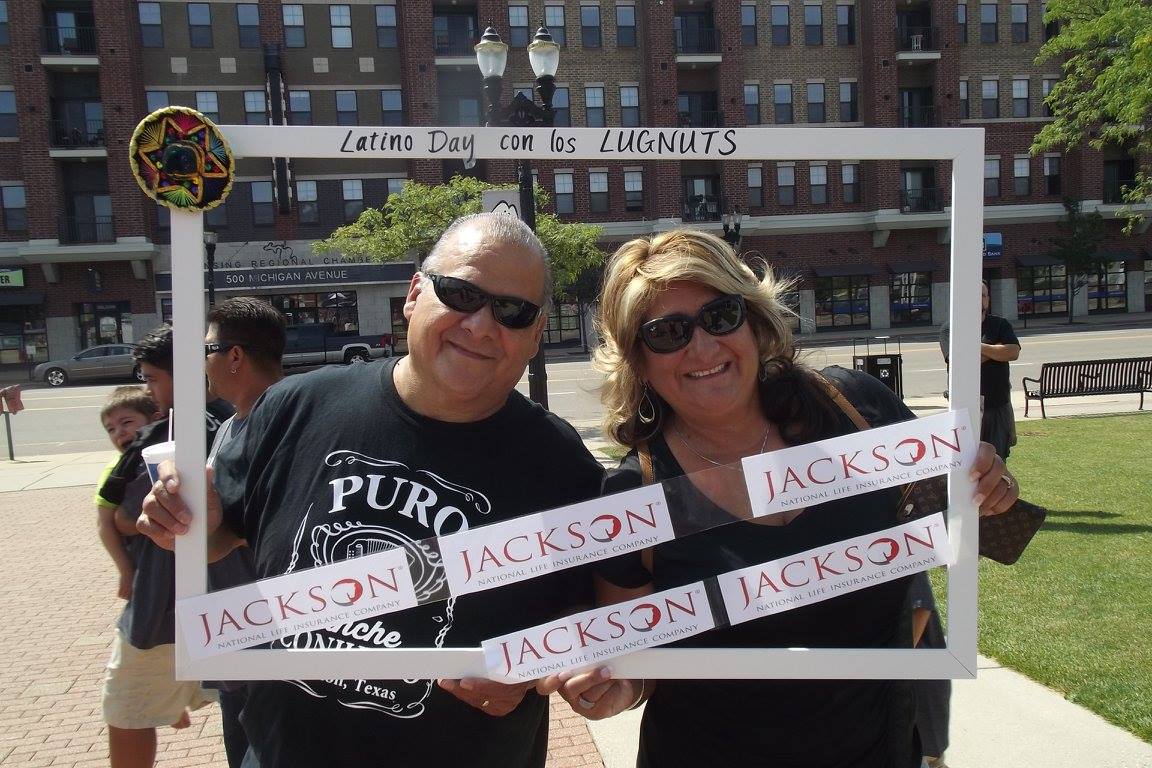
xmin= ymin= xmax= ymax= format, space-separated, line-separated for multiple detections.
xmin=973 ymin=412 xmax=1152 ymax=743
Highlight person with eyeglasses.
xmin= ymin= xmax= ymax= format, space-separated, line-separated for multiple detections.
xmin=539 ymin=229 xmax=1018 ymax=768
xmin=138 ymin=213 xmax=604 ymax=768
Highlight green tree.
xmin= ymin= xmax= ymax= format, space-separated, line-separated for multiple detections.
xmin=1033 ymin=0 xmax=1152 ymax=228
xmin=1049 ymin=198 xmax=1106 ymax=324
xmin=314 ymin=175 xmax=604 ymax=297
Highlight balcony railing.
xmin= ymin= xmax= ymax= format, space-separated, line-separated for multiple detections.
xmin=677 ymin=110 xmax=724 ymax=128
xmin=59 ymin=215 xmax=115 ymax=244
xmin=896 ymin=25 xmax=940 ymax=51
xmin=433 ymin=29 xmax=477 ymax=56
xmin=42 ymin=26 xmax=99 ymax=55
xmin=49 ymin=119 xmax=105 ymax=147
xmin=675 ymin=28 xmax=721 ymax=54
xmin=900 ymin=188 xmax=944 ymax=213
xmin=898 ymin=105 xmax=937 ymax=127
xmin=682 ymin=194 xmax=724 ymax=222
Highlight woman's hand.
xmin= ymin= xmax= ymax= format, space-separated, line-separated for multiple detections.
xmin=537 ymin=667 xmax=644 ymax=721
xmin=437 ymin=678 xmax=535 ymax=716
xmin=968 ymin=442 xmax=1019 ymax=516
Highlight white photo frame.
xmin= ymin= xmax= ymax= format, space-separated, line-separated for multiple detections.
xmin=168 ymin=125 xmax=985 ymax=681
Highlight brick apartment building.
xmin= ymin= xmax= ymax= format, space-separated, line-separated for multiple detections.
xmin=0 ymin=0 xmax=1149 ymax=369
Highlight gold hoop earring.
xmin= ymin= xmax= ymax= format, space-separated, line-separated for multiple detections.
xmin=637 ymin=385 xmax=657 ymax=424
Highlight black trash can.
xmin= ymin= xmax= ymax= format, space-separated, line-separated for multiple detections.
xmin=852 ymin=336 xmax=904 ymax=397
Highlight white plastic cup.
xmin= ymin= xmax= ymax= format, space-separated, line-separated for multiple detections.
xmin=142 ymin=440 xmax=176 ymax=485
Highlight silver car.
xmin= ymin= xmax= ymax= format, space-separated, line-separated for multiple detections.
xmin=33 ymin=344 xmax=145 ymax=387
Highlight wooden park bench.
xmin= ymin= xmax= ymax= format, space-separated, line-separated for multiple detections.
xmin=1022 ymin=357 xmax=1152 ymax=418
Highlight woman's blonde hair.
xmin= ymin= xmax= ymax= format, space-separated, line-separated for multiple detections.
xmin=594 ymin=228 xmax=798 ymax=447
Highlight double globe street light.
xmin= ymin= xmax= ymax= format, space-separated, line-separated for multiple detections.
xmin=475 ymin=25 xmax=560 ymax=408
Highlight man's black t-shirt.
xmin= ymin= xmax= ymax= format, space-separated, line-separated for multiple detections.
xmin=980 ymin=314 xmax=1020 ymax=407
xmin=213 ymin=360 xmax=604 ymax=768
xmin=599 ymin=368 xmax=920 ymax=768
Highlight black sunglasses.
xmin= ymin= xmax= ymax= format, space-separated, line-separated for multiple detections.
xmin=204 ymin=341 xmax=244 ymax=357
xmin=424 ymin=273 xmax=542 ymax=330
xmin=638 ymin=294 xmax=747 ymax=353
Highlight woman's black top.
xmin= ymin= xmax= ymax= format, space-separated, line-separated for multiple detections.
xmin=599 ymin=367 xmax=922 ymax=768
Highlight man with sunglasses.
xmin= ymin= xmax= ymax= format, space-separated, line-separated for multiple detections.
xmin=140 ymin=213 xmax=604 ymax=768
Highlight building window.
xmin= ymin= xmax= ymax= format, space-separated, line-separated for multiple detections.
xmin=0 ymin=1 xmax=8 ymax=46
xmin=188 ymin=3 xmax=212 ymax=47
xmin=959 ymin=80 xmax=970 ymax=119
xmin=1012 ymin=78 xmax=1029 ymax=117
xmin=244 ymin=91 xmax=266 ymax=124
xmin=386 ymin=178 xmax=405 ymax=199
xmin=1017 ymin=265 xmax=1067 ymax=317
xmin=581 ymin=6 xmax=601 ymax=48
xmin=146 ymin=91 xmax=169 ymax=112
xmin=1013 ymin=157 xmax=1031 ymax=195
xmin=0 ymin=90 xmax=15 ymax=138
xmin=1 ymin=183 xmax=27 ymax=232
xmin=288 ymin=91 xmax=312 ymax=125
xmin=614 ymin=5 xmax=634 ymax=47
xmin=553 ymin=87 xmax=570 ymax=126
xmin=774 ymin=83 xmax=793 ymax=124
xmin=890 ymin=272 xmax=932 ymax=326
xmin=376 ymin=5 xmax=397 ymax=48
xmin=1042 ymin=78 xmax=1056 ymax=117
xmin=342 ymin=179 xmax=363 ymax=221
xmin=806 ymin=82 xmax=826 ymax=123
xmin=1011 ymin=3 xmax=1028 ymax=42
xmin=624 ymin=170 xmax=643 ymax=211
xmin=620 ymin=86 xmax=639 ymax=127
xmin=508 ymin=5 xmax=529 ymax=47
xmin=839 ymin=81 xmax=858 ymax=122
xmin=330 ymin=5 xmax=351 ymax=47
xmin=139 ymin=2 xmax=163 ymax=47
xmin=980 ymin=2 xmax=997 ymax=42
xmin=381 ymin=90 xmax=402 ymax=125
xmin=742 ymin=4 xmax=757 ymax=45
xmin=205 ymin=202 xmax=227 ymax=229
xmin=744 ymin=84 xmax=761 ymax=125
xmin=815 ymin=275 xmax=870 ymax=329
xmin=957 ymin=3 xmax=967 ymax=42
xmin=836 ymin=4 xmax=855 ymax=44
xmin=984 ymin=157 xmax=1001 ymax=197
xmin=195 ymin=91 xmax=219 ymax=122
xmin=588 ymin=171 xmax=609 ymax=213
xmin=1044 ymin=155 xmax=1061 ymax=194
xmin=771 ymin=4 xmax=790 ymax=45
xmin=842 ymin=162 xmax=860 ymax=203
xmin=777 ymin=164 xmax=796 ymax=205
xmin=236 ymin=4 xmax=260 ymax=48
xmin=555 ymin=172 xmax=574 ymax=214
xmin=1043 ymin=0 xmax=1059 ymax=39
xmin=804 ymin=4 xmax=823 ymax=45
xmin=335 ymin=91 xmax=358 ymax=126
xmin=810 ymin=164 xmax=828 ymax=204
xmin=283 ymin=4 xmax=305 ymax=47
xmin=251 ymin=181 xmax=274 ymax=225
xmin=585 ymin=86 xmax=604 ymax=127
xmin=748 ymin=165 xmax=764 ymax=207
xmin=1088 ymin=261 xmax=1127 ymax=313
xmin=981 ymin=79 xmax=999 ymax=118
xmin=296 ymin=180 xmax=318 ymax=224
xmin=547 ymin=5 xmax=567 ymax=46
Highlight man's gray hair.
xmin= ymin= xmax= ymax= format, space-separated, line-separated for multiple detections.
xmin=423 ymin=212 xmax=554 ymax=311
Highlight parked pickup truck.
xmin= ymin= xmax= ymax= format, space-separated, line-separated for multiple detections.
xmin=282 ymin=323 xmax=394 ymax=368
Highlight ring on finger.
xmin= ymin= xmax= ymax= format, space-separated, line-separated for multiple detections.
xmin=1000 ymin=475 xmax=1014 ymax=490
xmin=577 ymin=695 xmax=597 ymax=710
xmin=480 ymin=699 xmax=490 ymax=709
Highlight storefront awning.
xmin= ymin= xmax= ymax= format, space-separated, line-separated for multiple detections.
xmin=1015 ymin=254 xmax=1062 ymax=268
xmin=889 ymin=261 xmax=935 ymax=274
xmin=0 ymin=291 xmax=45 ymax=307
xmin=1092 ymin=250 xmax=1137 ymax=262
xmin=811 ymin=265 xmax=879 ymax=277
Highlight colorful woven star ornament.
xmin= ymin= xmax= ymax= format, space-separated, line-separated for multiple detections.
xmin=129 ymin=106 xmax=234 ymax=212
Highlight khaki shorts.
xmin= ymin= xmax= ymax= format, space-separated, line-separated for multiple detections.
xmin=102 ymin=631 xmax=217 ymax=729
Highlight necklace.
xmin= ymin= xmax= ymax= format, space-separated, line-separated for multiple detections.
xmin=672 ymin=421 xmax=773 ymax=469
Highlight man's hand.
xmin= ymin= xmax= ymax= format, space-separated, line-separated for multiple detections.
xmin=117 ymin=569 xmax=134 ymax=601
xmin=437 ymin=678 xmax=534 ymax=716
xmin=537 ymin=667 xmax=643 ymax=721
xmin=137 ymin=460 xmax=224 ymax=551
xmin=969 ymin=442 xmax=1019 ymax=516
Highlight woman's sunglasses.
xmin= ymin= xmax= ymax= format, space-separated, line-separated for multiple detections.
xmin=424 ymin=273 xmax=542 ymax=330
xmin=638 ymin=294 xmax=747 ymax=353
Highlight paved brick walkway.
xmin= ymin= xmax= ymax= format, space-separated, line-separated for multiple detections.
xmin=0 ymin=486 xmax=603 ymax=767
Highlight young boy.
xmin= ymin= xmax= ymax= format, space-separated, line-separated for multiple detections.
xmin=96 ymin=386 xmax=157 ymax=601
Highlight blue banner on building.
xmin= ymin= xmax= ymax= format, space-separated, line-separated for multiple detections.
xmin=983 ymin=232 xmax=1003 ymax=260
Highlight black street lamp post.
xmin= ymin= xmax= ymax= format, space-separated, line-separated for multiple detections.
xmin=476 ymin=25 xmax=560 ymax=409
xmin=203 ymin=230 xmax=218 ymax=307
